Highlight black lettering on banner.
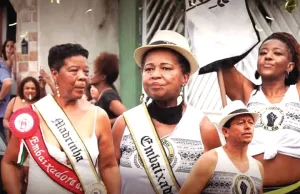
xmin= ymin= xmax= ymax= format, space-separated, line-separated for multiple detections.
xmin=141 ymin=136 xmax=174 ymax=192
xmin=51 ymin=118 xmax=84 ymax=162
xmin=186 ymin=0 xmax=230 ymax=12
xmin=209 ymin=0 xmax=230 ymax=9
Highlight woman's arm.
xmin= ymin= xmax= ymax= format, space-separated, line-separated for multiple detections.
xmin=221 ymin=66 xmax=255 ymax=104
xmin=97 ymin=108 xmax=121 ymax=194
xmin=200 ymin=116 xmax=221 ymax=152
xmin=1 ymin=135 xmax=23 ymax=194
xmin=3 ymin=97 xmax=16 ymax=143
xmin=109 ymin=100 xmax=126 ymax=125
xmin=112 ymin=115 xmax=126 ymax=164
xmin=39 ymin=69 xmax=56 ymax=95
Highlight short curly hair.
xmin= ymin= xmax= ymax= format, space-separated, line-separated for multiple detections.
xmin=48 ymin=43 xmax=89 ymax=71
xmin=18 ymin=76 xmax=40 ymax=101
xmin=94 ymin=52 xmax=119 ymax=85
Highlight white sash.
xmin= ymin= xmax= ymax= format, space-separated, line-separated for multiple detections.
xmin=123 ymin=103 xmax=180 ymax=194
xmin=34 ymin=95 xmax=104 ymax=193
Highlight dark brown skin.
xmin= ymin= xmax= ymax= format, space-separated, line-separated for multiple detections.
xmin=2 ymin=56 xmax=121 ymax=194
xmin=221 ymin=39 xmax=300 ymax=186
xmin=113 ymin=49 xmax=221 ymax=166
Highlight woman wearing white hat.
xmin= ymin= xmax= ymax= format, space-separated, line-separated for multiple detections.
xmin=112 ymin=30 xmax=221 ymax=194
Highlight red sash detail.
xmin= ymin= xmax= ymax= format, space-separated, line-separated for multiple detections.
xmin=24 ymin=127 xmax=84 ymax=194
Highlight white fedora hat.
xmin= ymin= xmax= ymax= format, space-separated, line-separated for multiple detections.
xmin=218 ymin=100 xmax=260 ymax=131
xmin=134 ymin=30 xmax=199 ymax=74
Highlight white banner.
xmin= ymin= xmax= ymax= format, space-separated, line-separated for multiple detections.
xmin=185 ymin=0 xmax=260 ymax=73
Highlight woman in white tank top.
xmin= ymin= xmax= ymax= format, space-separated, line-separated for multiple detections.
xmin=2 ymin=44 xmax=121 ymax=194
xmin=219 ymin=32 xmax=300 ymax=192
xmin=112 ymin=30 xmax=221 ymax=194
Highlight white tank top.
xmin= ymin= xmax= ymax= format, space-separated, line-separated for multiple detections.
xmin=26 ymin=108 xmax=99 ymax=194
xmin=120 ymin=105 xmax=205 ymax=194
xmin=203 ymin=147 xmax=262 ymax=194
xmin=247 ymin=85 xmax=300 ymax=159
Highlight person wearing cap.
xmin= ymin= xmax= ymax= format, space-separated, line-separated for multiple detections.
xmin=112 ymin=30 xmax=221 ymax=194
xmin=219 ymin=32 xmax=300 ymax=192
xmin=179 ymin=100 xmax=263 ymax=194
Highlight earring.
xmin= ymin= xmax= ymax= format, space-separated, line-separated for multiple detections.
xmin=255 ymin=70 xmax=260 ymax=79
xmin=177 ymin=85 xmax=185 ymax=105
xmin=140 ymin=93 xmax=144 ymax=103
xmin=21 ymin=99 xmax=25 ymax=103
xmin=55 ymin=83 xmax=60 ymax=97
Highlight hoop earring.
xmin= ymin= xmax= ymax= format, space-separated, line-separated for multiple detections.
xmin=255 ymin=70 xmax=260 ymax=79
xmin=177 ymin=85 xmax=184 ymax=105
xmin=55 ymin=83 xmax=60 ymax=97
xmin=140 ymin=93 xmax=144 ymax=103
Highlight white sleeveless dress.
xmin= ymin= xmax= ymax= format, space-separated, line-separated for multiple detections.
xmin=247 ymin=85 xmax=300 ymax=160
xmin=203 ymin=147 xmax=262 ymax=194
xmin=26 ymin=108 xmax=99 ymax=194
xmin=120 ymin=105 xmax=206 ymax=194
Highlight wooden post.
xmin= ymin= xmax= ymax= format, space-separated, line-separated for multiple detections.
xmin=217 ymin=68 xmax=227 ymax=107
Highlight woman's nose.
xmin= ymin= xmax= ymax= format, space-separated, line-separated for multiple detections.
xmin=151 ymin=69 xmax=162 ymax=78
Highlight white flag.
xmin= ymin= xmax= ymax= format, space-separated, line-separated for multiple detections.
xmin=185 ymin=0 xmax=260 ymax=74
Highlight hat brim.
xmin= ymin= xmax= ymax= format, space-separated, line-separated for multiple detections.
xmin=134 ymin=44 xmax=199 ymax=75
xmin=218 ymin=112 xmax=260 ymax=131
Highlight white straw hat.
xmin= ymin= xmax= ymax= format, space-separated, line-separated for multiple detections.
xmin=218 ymin=100 xmax=260 ymax=131
xmin=134 ymin=30 xmax=199 ymax=74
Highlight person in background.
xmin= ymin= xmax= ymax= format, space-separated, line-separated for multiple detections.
xmin=221 ymin=32 xmax=300 ymax=193
xmin=0 ymin=58 xmax=12 ymax=194
xmin=91 ymin=52 xmax=126 ymax=125
xmin=90 ymin=84 xmax=100 ymax=104
xmin=1 ymin=39 xmax=17 ymax=99
xmin=82 ymin=84 xmax=93 ymax=102
xmin=1 ymin=39 xmax=15 ymax=74
xmin=3 ymin=76 xmax=41 ymax=194
xmin=3 ymin=76 xmax=40 ymax=144
xmin=180 ymin=100 xmax=263 ymax=194
xmin=39 ymin=68 xmax=56 ymax=97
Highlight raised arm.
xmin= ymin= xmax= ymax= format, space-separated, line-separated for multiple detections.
xmin=179 ymin=150 xmax=218 ymax=194
xmin=39 ymin=69 xmax=56 ymax=95
xmin=200 ymin=116 xmax=221 ymax=152
xmin=221 ymin=66 xmax=255 ymax=104
xmin=1 ymin=135 xmax=23 ymax=194
xmin=97 ymin=108 xmax=121 ymax=194
xmin=0 ymin=78 xmax=12 ymax=102
xmin=112 ymin=115 xmax=126 ymax=164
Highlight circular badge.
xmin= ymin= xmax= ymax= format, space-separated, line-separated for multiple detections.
xmin=259 ymin=106 xmax=284 ymax=131
xmin=9 ymin=107 xmax=39 ymax=138
xmin=86 ymin=182 xmax=106 ymax=194
xmin=232 ymin=174 xmax=255 ymax=194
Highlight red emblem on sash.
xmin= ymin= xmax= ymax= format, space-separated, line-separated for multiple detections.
xmin=9 ymin=107 xmax=84 ymax=193
xmin=9 ymin=107 xmax=39 ymax=138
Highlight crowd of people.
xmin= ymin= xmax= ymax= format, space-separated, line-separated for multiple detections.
xmin=0 ymin=29 xmax=299 ymax=194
